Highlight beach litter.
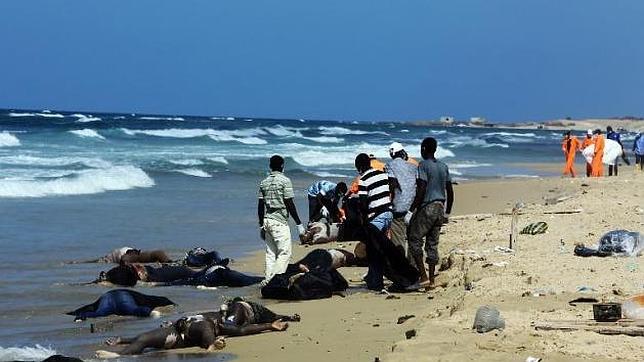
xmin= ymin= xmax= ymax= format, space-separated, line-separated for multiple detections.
xmin=576 ymin=286 xmax=597 ymax=293
xmin=404 ymin=329 xmax=416 ymax=339
xmin=494 ymin=246 xmax=514 ymax=254
xmin=520 ymin=222 xmax=548 ymax=235
xmin=593 ymin=303 xmax=621 ymax=322
xmin=525 ymin=357 xmax=542 ymax=362
xmin=473 ymin=306 xmax=505 ymax=333
xmin=396 ymin=315 xmax=415 ymax=324
xmin=622 ymin=294 xmax=644 ymax=319
xmin=574 ymin=230 xmax=643 ymax=257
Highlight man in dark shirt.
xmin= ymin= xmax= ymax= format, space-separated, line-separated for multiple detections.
xmin=407 ymin=137 xmax=454 ymax=289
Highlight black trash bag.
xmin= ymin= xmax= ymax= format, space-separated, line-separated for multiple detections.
xmin=185 ymin=247 xmax=229 ymax=267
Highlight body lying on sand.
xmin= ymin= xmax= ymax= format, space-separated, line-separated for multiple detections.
xmin=95 ymin=299 xmax=299 ymax=358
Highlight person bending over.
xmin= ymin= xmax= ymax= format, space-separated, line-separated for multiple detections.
xmin=306 ymin=180 xmax=348 ymax=223
xmin=407 ymin=137 xmax=454 ymax=289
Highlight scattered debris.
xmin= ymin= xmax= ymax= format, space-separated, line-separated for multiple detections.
xmin=494 ymin=246 xmax=515 ymax=254
xmin=520 ymin=222 xmax=548 ymax=235
xmin=405 ymin=329 xmax=416 ymax=339
xmin=473 ymin=306 xmax=505 ymax=333
xmin=568 ymin=297 xmax=599 ymax=306
xmin=534 ymin=319 xmax=644 ymax=337
xmin=385 ymin=295 xmax=400 ymax=300
xmin=396 ymin=315 xmax=415 ymax=324
xmin=593 ymin=303 xmax=622 ymax=322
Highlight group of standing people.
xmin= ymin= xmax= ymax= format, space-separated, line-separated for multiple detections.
xmin=257 ymin=137 xmax=454 ymax=290
xmin=562 ymin=126 xmax=644 ymax=177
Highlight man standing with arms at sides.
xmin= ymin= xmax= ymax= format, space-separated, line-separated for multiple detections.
xmin=258 ymin=155 xmax=305 ymax=284
xmin=581 ymin=129 xmax=594 ymax=177
xmin=385 ymin=142 xmax=417 ymax=258
xmin=406 ymin=137 xmax=454 ymax=289
xmin=606 ymin=126 xmax=629 ymax=176
xmin=591 ymin=129 xmax=605 ymax=177
xmin=561 ymin=131 xmax=580 ymax=178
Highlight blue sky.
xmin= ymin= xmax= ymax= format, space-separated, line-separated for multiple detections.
xmin=1 ymin=1 xmax=643 ymax=122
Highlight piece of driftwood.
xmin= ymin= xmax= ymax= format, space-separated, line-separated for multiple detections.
xmin=542 ymin=209 xmax=583 ymax=215
xmin=533 ymin=320 xmax=644 ymax=337
xmin=451 ymin=213 xmax=493 ymax=221
xmin=509 ymin=202 xmax=523 ymax=250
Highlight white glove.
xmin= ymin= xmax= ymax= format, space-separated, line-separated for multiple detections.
xmin=404 ymin=211 xmax=414 ymax=225
xmin=297 ymin=224 xmax=306 ymax=236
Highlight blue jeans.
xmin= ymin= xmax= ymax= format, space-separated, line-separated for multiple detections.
xmin=75 ymin=290 xmax=151 ymax=319
xmin=369 ymin=211 xmax=393 ymax=231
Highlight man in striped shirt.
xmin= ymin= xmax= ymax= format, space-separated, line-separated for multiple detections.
xmin=355 ymin=153 xmax=394 ymax=290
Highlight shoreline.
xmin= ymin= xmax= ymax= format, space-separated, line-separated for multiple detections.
xmin=217 ymin=172 xmax=643 ymax=361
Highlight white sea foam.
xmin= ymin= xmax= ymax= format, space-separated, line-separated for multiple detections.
xmin=120 ymin=128 xmax=268 ymax=145
xmin=286 ymin=143 xmax=454 ymax=167
xmin=318 ymin=126 xmax=389 ymax=136
xmin=504 ymin=174 xmax=540 ymax=179
xmin=8 ymin=112 xmax=64 ymax=118
xmin=139 ymin=116 xmax=185 ymax=121
xmin=430 ymin=130 xmax=448 ymax=135
xmin=207 ymin=156 xmax=229 ymax=165
xmin=0 ymin=345 xmax=56 ymax=361
xmin=1 ymin=168 xmax=77 ymax=181
xmin=69 ymin=129 xmax=105 ymax=140
xmin=445 ymin=136 xmax=509 ymax=149
xmin=0 ymin=165 xmax=154 ymax=198
xmin=0 ymin=155 xmax=112 ymax=168
xmin=483 ymin=132 xmax=537 ymax=137
xmin=312 ymin=171 xmax=351 ymax=178
xmin=75 ymin=115 xmax=102 ymax=123
xmin=0 ymin=132 xmax=20 ymax=147
xmin=400 ymin=129 xmax=410 ymax=133
xmin=264 ymin=125 xmax=342 ymax=143
xmin=174 ymin=169 xmax=211 ymax=178
xmin=169 ymin=159 xmax=204 ymax=166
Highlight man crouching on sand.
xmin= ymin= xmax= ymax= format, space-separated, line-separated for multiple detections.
xmin=406 ymin=137 xmax=454 ymax=289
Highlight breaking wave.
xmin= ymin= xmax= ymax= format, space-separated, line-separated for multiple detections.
xmin=8 ymin=112 xmax=65 ymax=118
xmin=69 ymin=129 xmax=105 ymax=140
xmin=0 ymin=345 xmax=56 ymax=361
xmin=318 ymin=126 xmax=389 ymax=136
xmin=264 ymin=125 xmax=343 ymax=143
xmin=0 ymin=132 xmax=20 ymax=147
xmin=0 ymin=165 xmax=154 ymax=198
xmin=174 ymin=169 xmax=211 ymax=178
xmin=169 ymin=159 xmax=204 ymax=166
xmin=139 ymin=116 xmax=185 ymax=121
xmin=445 ymin=136 xmax=509 ymax=149
xmin=120 ymin=128 xmax=268 ymax=145
xmin=0 ymin=155 xmax=112 ymax=168
xmin=207 ymin=157 xmax=228 ymax=165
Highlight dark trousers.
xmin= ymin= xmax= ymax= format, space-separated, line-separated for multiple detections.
xmin=76 ymin=290 xmax=151 ymax=319
xmin=181 ymin=267 xmax=263 ymax=287
xmin=308 ymin=195 xmax=322 ymax=223
xmin=363 ymin=224 xmax=419 ymax=291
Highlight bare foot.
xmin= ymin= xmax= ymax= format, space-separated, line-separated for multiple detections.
xmin=105 ymin=336 xmax=121 ymax=346
xmin=271 ymin=320 xmax=289 ymax=331
xmin=208 ymin=336 xmax=226 ymax=351
xmin=95 ymin=350 xmax=120 ymax=359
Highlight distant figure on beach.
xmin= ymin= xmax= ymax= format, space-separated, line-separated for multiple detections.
xmin=258 ymin=155 xmax=305 ymax=284
xmin=385 ymin=142 xmax=418 ymax=256
xmin=606 ymin=126 xmax=630 ymax=175
xmin=407 ymin=137 xmax=454 ymax=289
xmin=306 ymin=180 xmax=347 ymax=224
xmin=67 ymin=289 xmax=174 ymax=321
xmin=561 ymin=131 xmax=580 ymax=178
xmin=591 ymin=129 xmax=605 ymax=177
xmin=580 ymin=129 xmax=594 ymax=177
xmin=96 ymin=299 xmax=296 ymax=358
xmin=634 ymin=132 xmax=644 ymax=172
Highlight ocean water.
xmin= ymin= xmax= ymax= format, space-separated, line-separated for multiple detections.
xmin=0 ymin=109 xmax=633 ymax=360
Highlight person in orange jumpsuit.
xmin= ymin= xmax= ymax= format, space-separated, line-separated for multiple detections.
xmin=580 ymin=129 xmax=594 ymax=177
xmin=591 ymin=129 xmax=605 ymax=177
xmin=561 ymin=131 xmax=580 ymax=177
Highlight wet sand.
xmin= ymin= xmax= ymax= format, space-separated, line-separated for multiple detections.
xmin=92 ymin=170 xmax=644 ymax=361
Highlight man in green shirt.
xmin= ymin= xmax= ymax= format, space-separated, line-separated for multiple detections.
xmin=258 ymin=155 xmax=305 ymax=283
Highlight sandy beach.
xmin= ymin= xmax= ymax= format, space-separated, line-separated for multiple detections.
xmin=181 ymin=169 xmax=643 ymax=362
